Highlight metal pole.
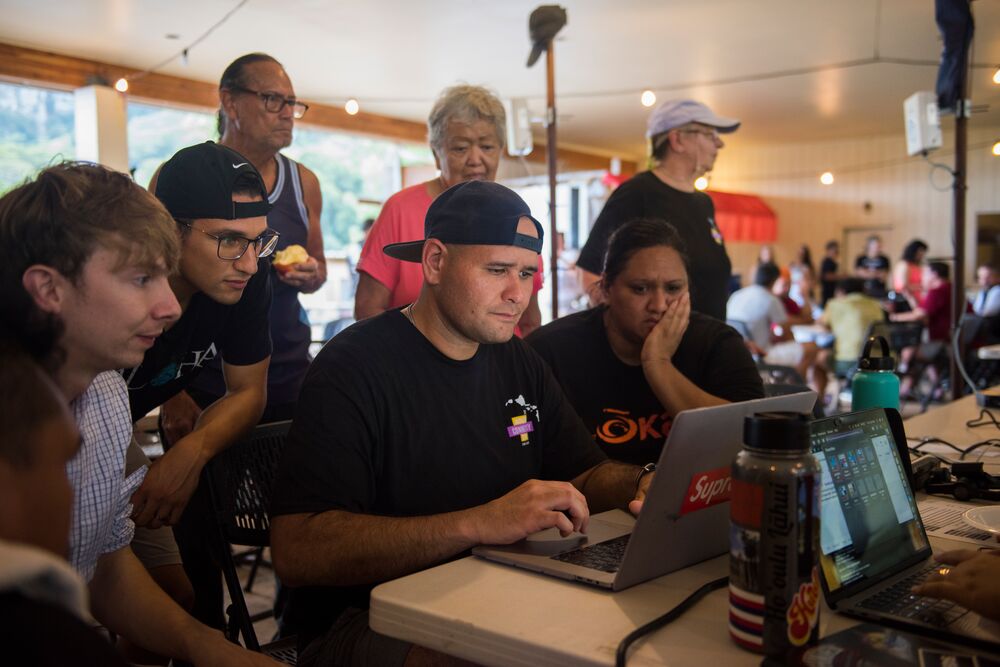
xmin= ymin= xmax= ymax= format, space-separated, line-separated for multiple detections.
xmin=950 ymin=52 xmax=969 ymax=402
xmin=545 ymin=38 xmax=559 ymax=321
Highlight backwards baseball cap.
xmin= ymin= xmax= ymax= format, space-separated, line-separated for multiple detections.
xmin=154 ymin=141 xmax=271 ymax=220
xmin=646 ymin=99 xmax=740 ymax=138
xmin=383 ymin=181 xmax=543 ymax=263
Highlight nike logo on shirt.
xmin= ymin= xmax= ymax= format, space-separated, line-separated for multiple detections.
xmin=232 ymin=162 xmax=248 ymax=169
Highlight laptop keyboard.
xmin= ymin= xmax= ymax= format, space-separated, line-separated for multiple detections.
xmin=858 ymin=564 xmax=970 ymax=627
xmin=550 ymin=534 xmax=630 ymax=573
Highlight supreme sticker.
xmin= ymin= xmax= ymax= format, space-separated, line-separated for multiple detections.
xmin=679 ymin=465 xmax=733 ymax=516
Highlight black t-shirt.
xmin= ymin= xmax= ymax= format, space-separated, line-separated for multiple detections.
xmin=854 ymin=254 xmax=890 ymax=273
xmin=820 ymin=256 xmax=839 ymax=305
xmin=0 ymin=592 xmax=130 ymax=666
xmin=122 ymin=264 xmax=273 ymax=421
xmin=526 ymin=307 xmax=763 ymax=466
xmin=270 ymin=309 xmax=606 ymax=644
xmin=577 ymin=172 xmax=733 ymax=320
xmin=854 ymin=254 xmax=891 ymax=296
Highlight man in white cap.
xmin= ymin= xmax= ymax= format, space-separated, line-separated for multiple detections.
xmin=577 ymin=99 xmax=740 ymax=321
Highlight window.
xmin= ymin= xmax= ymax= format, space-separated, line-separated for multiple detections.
xmin=128 ymin=102 xmax=215 ymax=188
xmin=0 ymin=81 xmax=74 ymax=194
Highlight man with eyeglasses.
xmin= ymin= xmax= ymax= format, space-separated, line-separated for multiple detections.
xmin=174 ymin=52 xmax=325 ymax=428
xmin=124 ymin=140 xmax=275 ymax=629
xmin=0 ymin=160 xmax=277 ymax=666
xmin=577 ymin=99 xmax=740 ymax=321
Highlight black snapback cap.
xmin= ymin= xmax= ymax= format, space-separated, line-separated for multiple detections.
xmin=383 ymin=180 xmax=543 ymax=263
xmin=155 ymin=141 xmax=271 ymax=220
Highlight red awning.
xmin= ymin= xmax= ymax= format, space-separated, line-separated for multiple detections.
xmin=707 ymin=190 xmax=777 ymax=243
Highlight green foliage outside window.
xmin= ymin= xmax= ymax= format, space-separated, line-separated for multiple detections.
xmin=0 ymin=82 xmax=433 ymax=251
xmin=0 ymin=82 xmax=75 ymax=194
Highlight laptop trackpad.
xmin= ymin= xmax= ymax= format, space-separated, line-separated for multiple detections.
xmin=520 ymin=528 xmax=587 ymax=555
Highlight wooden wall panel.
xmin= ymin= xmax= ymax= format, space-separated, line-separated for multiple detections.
xmin=709 ymin=127 xmax=1000 ymax=283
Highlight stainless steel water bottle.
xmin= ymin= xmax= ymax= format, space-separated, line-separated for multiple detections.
xmin=852 ymin=335 xmax=900 ymax=411
xmin=729 ymin=411 xmax=821 ymax=656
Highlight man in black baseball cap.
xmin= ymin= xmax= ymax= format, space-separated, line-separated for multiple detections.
xmin=121 ymin=140 xmax=276 ymax=631
xmin=270 ymin=180 xmax=653 ymax=665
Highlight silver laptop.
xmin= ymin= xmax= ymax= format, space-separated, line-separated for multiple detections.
xmin=473 ymin=392 xmax=817 ymax=591
xmin=811 ymin=408 xmax=1000 ymax=648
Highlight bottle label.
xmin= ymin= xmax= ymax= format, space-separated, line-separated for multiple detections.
xmin=729 ymin=478 xmax=764 ymax=650
xmin=729 ymin=472 xmax=819 ymax=654
xmin=786 ymin=567 xmax=821 ymax=645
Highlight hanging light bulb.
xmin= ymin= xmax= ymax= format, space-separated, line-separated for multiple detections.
xmin=993 ymin=67 xmax=1000 ymax=85
xmin=694 ymin=176 xmax=709 ymax=191
xmin=114 ymin=78 xmax=129 ymax=93
xmin=820 ymin=171 xmax=834 ymax=185
xmin=640 ymin=90 xmax=656 ymax=107
xmin=992 ymin=140 xmax=1000 ymax=156
xmin=344 ymin=98 xmax=360 ymax=115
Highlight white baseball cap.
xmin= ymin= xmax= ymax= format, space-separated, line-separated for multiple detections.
xmin=646 ymin=99 xmax=740 ymax=138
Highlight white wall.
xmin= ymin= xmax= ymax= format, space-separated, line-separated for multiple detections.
xmin=707 ymin=123 xmax=1000 ymax=283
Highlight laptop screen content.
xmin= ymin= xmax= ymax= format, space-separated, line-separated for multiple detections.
xmin=810 ymin=410 xmax=930 ymax=593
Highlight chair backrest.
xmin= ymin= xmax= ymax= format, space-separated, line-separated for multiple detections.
xmin=756 ymin=362 xmax=806 ymax=386
xmin=205 ymin=420 xmax=291 ymax=548
xmin=864 ymin=320 xmax=923 ymax=356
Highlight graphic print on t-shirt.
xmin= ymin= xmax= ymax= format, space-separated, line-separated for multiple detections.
xmin=708 ymin=216 xmax=724 ymax=245
xmin=124 ymin=342 xmax=218 ymax=389
xmin=595 ymin=407 xmax=671 ymax=446
xmin=504 ymin=394 xmax=539 ymax=447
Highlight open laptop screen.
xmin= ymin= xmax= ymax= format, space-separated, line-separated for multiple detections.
xmin=810 ymin=409 xmax=930 ymax=593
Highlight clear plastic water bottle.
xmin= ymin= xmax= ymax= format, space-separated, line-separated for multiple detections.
xmin=851 ymin=335 xmax=900 ymax=411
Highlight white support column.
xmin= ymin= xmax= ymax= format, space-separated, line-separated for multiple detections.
xmin=74 ymin=84 xmax=129 ymax=173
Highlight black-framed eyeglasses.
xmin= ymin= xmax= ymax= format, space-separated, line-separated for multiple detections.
xmin=181 ymin=222 xmax=281 ymax=260
xmin=229 ymin=85 xmax=309 ymax=119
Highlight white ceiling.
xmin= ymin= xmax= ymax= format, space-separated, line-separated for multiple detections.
xmin=2 ymin=0 xmax=999 ymax=158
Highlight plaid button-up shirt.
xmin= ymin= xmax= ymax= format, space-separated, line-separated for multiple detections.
xmin=67 ymin=371 xmax=145 ymax=582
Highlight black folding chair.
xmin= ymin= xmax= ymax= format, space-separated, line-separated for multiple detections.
xmin=204 ymin=420 xmax=297 ymax=664
xmin=756 ymin=362 xmax=807 ymax=386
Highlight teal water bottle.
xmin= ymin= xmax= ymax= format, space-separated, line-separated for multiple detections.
xmin=851 ymin=336 xmax=900 ymax=411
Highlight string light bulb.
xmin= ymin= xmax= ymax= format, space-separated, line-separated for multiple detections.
xmin=993 ymin=67 xmax=1000 ymax=85
xmin=344 ymin=98 xmax=360 ymax=115
xmin=114 ymin=78 xmax=129 ymax=93
xmin=992 ymin=140 xmax=1000 ymax=156
xmin=640 ymin=90 xmax=656 ymax=107
xmin=694 ymin=176 xmax=709 ymax=191
xmin=820 ymin=171 xmax=834 ymax=185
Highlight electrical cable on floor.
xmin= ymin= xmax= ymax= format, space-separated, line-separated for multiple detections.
xmin=615 ymin=575 xmax=729 ymax=667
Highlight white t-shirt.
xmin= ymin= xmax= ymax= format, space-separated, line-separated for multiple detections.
xmin=726 ymin=284 xmax=788 ymax=351
xmin=973 ymin=284 xmax=1000 ymax=317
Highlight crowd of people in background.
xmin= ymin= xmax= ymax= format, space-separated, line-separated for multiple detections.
xmin=1 ymin=48 xmax=999 ymax=667
xmin=727 ymin=232 xmax=999 ymax=406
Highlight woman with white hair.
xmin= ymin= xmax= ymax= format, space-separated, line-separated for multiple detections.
xmin=354 ymin=85 xmax=543 ymax=335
